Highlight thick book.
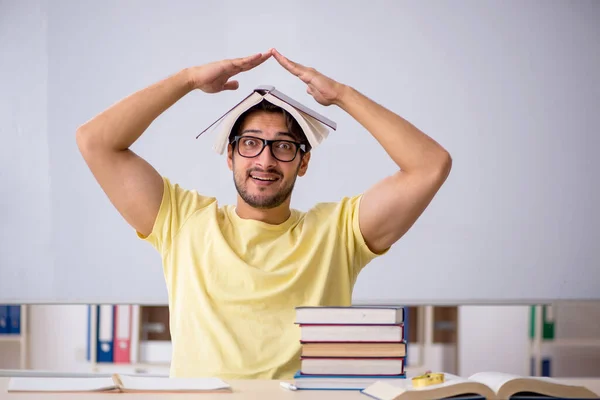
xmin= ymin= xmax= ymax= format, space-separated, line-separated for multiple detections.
xmin=293 ymin=371 xmax=407 ymax=391
xmin=361 ymin=372 xmax=598 ymax=400
xmin=300 ymin=324 xmax=405 ymax=342
xmin=196 ymin=85 xmax=336 ymax=154
xmin=301 ymin=341 xmax=407 ymax=358
xmin=301 ymin=356 xmax=405 ymax=376
xmin=296 ymin=306 xmax=404 ymax=325
xmin=7 ymin=374 xmax=231 ymax=393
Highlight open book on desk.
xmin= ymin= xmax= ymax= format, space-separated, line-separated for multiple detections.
xmin=361 ymin=371 xmax=599 ymax=400
xmin=7 ymin=374 xmax=231 ymax=393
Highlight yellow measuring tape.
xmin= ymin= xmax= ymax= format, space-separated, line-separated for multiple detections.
xmin=412 ymin=371 xmax=445 ymax=388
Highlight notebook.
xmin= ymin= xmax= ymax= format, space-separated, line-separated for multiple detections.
xmin=7 ymin=374 xmax=231 ymax=393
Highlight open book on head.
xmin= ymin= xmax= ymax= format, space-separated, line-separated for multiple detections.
xmin=7 ymin=374 xmax=231 ymax=393
xmin=361 ymin=371 xmax=599 ymax=400
xmin=196 ymin=85 xmax=337 ymax=155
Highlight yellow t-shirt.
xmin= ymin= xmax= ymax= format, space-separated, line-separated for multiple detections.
xmin=138 ymin=176 xmax=385 ymax=379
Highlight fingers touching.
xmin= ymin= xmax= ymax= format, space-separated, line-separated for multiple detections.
xmin=219 ymin=48 xmax=316 ymax=89
xmin=229 ymin=52 xmax=271 ymax=73
xmin=271 ymin=48 xmax=299 ymax=73
xmin=271 ymin=48 xmax=316 ymax=85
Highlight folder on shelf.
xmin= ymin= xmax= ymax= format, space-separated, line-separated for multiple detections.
xmin=113 ymin=305 xmax=132 ymax=363
xmin=86 ymin=306 xmax=92 ymax=361
xmin=130 ymin=305 xmax=141 ymax=363
xmin=97 ymin=305 xmax=114 ymax=362
xmin=8 ymin=305 xmax=21 ymax=334
xmin=0 ymin=305 xmax=8 ymax=334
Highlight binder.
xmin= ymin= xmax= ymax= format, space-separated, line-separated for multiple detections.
xmin=86 ymin=306 xmax=91 ymax=361
xmin=96 ymin=305 xmax=114 ymax=362
xmin=86 ymin=305 xmax=98 ymax=361
xmin=130 ymin=305 xmax=141 ymax=363
xmin=113 ymin=305 xmax=132 ymax=363
xmin=8 ymin=306 xmax=21 ymax=334
xmin=0 ymin=305 xmax=8 ymax=334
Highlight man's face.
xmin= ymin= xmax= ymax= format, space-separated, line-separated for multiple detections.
xmin=227 ymin=111 xmax=310 ymax=209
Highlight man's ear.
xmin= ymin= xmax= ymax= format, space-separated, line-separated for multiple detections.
xmin=297 ymin=151 xmax=311 ymax=177
xmin=227 ymin=144 xmax=234 ymax=171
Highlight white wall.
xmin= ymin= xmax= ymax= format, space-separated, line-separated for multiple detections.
xmin=28 ymin=306 xmax=90 ymax=372
xmin=458 ymin=306 xmax=531 ymax=377
xmin=3 ymin=0 xmax=600 ymax=306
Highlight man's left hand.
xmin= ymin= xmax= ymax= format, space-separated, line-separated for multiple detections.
xmin=270 ymin=48 xmax=347 ymax=107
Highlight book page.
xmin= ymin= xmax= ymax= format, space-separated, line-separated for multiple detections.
xmin=468 ymin=371 xmax=522 ymax=394
xmin=363 ymin=374 xmax=487 ymax=400
xmin=8 ymin=376 xmax=115 ymax=392
xmin=387 ymin=373 xmax=474 ymax=391
xmin=267 ymin=87 xmax=337 ymax=129
xmin=204 ymin=92 xmax=263 ymax=154
xmin=263 ymin=93 xmax=330 ymax=146
xmin=119 ymin=375 xmax=230 ymax=391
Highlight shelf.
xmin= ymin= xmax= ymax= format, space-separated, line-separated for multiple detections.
xmin=92 ymin=362 xmax=170 ymax=368
xmin=533 ymin=339 xmax=600 ymax=348
xmin=91 ymin=362 xmax=170 ymax=376
xmin=0 ymin=335 xmax=23 ymax=343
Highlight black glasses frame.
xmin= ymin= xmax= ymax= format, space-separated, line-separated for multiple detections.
xmin=231 ymin=135 xmax=306 ymax=162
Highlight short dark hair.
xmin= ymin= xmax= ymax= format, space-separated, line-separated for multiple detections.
xmin=228 ymin=100 xmax=312 ymax=152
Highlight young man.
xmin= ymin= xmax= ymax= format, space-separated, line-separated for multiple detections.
xmin=76 ymin=48 xmax=452 ymax=379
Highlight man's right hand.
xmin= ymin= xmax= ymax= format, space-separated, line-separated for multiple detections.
xmin=188 ymin=51 xmax=272 ymax=93
xmin=76 ymin=50 xmax=274 ymax=239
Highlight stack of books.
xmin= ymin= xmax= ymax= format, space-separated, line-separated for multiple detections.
xmin=293 ymin=306 xmax=407 ymax=390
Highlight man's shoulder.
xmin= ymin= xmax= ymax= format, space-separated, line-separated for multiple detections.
xmin=300 ymin=194 xmax=364 ymax=221
xmin=160 ymin=176 xmax=220 ymax=219
xmin=161 ymin=176 xmax=219 ymax=204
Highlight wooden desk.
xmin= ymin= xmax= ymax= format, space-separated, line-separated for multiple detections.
xmin=1 ymin=377 xmax=599 ymax=399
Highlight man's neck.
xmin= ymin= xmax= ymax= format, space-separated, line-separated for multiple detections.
xmin=235 ymin=197 xmax=292 ymax=225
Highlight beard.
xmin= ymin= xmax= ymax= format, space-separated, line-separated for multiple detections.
xmin=233 ymin=164 xmax=299 ymax=209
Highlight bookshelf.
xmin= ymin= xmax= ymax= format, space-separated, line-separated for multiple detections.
xmin=0 ymin=305 xmax=28 ymax=370
xmin=404 ymin=305 xmax=459 ymax=375
xmin=85 ymin=304 xmax=459 ymax=376
xmin=87 ymin=305 xmax=171 ymax=375
xmin=529 ymin=302 xmax=600 ymax=377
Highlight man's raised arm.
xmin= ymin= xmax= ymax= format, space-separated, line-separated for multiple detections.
xmin=271 ymin=48 xmax=452 ymax=254
xmin=76 ymin=52 xmax=272 ymax=237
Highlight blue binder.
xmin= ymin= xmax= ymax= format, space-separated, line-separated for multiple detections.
xmin=0 ymin=305 xmax=8 ymax=334
xmin=96 ymin=305 xmax=114 ymax=362
xmin=8 ymin=306 xmax=21 ymax=334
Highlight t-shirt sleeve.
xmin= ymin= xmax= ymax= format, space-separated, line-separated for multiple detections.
xmin=136 ymin=176 xmax=216 ymax=254
xmin=339 ymin=194 xmax=391 ymax=280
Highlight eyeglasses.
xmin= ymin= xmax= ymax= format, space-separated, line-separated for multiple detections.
xmin=231 ymin=135 xmax=306 ymax=162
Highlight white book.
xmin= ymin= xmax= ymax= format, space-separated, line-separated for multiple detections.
xmin=8 ymin=374 xmax=231 ymax=393
xmin=300 ymin=324 xmax=404 ymax=342
xmin=296 ymin=306 xmax=404 ymax=325
xmin=196 ymin=85 xmax=336 ymax=155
